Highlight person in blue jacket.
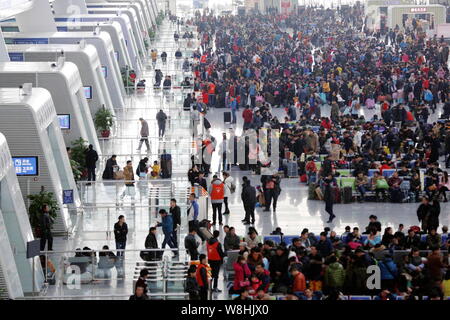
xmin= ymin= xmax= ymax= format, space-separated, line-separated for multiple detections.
xmin=157 ymin=209 xmax=177 ymax=255
xmin=378 ymin=253 xmax=398 ymax=291
xmin=229 ymin=96 xmax=238 ymax=124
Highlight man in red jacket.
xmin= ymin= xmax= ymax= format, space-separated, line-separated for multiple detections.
xmin=254 ymin=264 xmax=271 ymax=292
xmin=291 ymin=265 xmax=306 ymax=293
xmin=196 ymin=254 xmax=209 ymax=300
xmin=242 ymin=105 xmax=253 ymax=131
xmin=207 ymin=230 xmax=225 ymax=293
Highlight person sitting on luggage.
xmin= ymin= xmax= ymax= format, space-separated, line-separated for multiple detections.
xmin=355 ymin=172 xmax=369 ymax=202
xmin=388 ymin=171 xmax=403 ymax=203
xmin=305 ymin=157 xmax=317 ymax=185
xmin=151 ymin=161 xmax=160 ymax=179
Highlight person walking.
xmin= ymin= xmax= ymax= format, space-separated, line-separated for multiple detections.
xmin=40 ymin=204 xmax=54 ymax=251
xmin=229 ymin=96 xmax=238 ymax=124
xmin=323 ymin=174 xmax=336 ymax=223
xmin=169 ymin=198 xmax=181 ymax=248
xmin=220 ymin=133 xmax=229 ymax=172
xmin=184 ymin=228 xmax=200 ymax=260
xmin=222 ymin=171 xmax=235 ymax=215
xmin=261 ymin=174 xmax=281 ymax=212
xmin=143 ymin=226 xmax=160 ymax=261
xmin=207 ymin=230 xmax=225 ymax=293
xmin=196 ymin=254 xmax=210 ymax=300
xmin=157 ymin=209 xmax=177 ymax=256
xmin=102 ymin=155 xmax=118 ymax=180
xmin=120 ymin=160 xmax=136 ymax=201
xmin=241 ymin=176 xmax=257 ymax=225
xmin=137 ymin=118 xmax=150 ymax=152
xmin=85 ymin=144 xmax=99 ymax=183
xmin=156 ymin=109 xmax=168 ymax=138
xmin=208 ymin=175 xmax=225 ymax=225
xmin=191 ymin=104 xmax=201 ymax=138
xmin=114 ymin=215 xmax=128 ymax=257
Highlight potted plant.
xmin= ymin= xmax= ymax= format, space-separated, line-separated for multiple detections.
xmin=94 ymin=107 xmax=115 ymax=138
xmin=148 ymin=29 xmax=155 ymax=42
xmin=121 ymin=66 xmax=136 ymax=91
xmin=27 ymin=187 xmax=59 ymax=237
xmin=71 ymin=137 xmax=88 ymax=178
xmin=70 ymin=159 xmax=82 ymax=181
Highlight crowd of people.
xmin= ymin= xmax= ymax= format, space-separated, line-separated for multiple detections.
xmin=170 ymin=4 xmax=450 ymax=300
xmin=180 ymin=220 xmax=450 ymax=300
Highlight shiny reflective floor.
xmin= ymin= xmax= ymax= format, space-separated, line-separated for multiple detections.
xmin=42 ymin=17 xmax=450 ymax=300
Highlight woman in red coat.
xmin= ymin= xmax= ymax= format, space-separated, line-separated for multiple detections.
xmin=231 ymin=256 xmax=251 ymax=294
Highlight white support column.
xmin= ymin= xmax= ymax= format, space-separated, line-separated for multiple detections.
xmin=15 ymin=0 xmax=57 ymax=32
xmin=0 ymin=31 xmax=10 ymax=62
xmin=53 ymin=0 xmax=89 ymax=15
xmin=168 ymin=0 xmax=177 ymax=15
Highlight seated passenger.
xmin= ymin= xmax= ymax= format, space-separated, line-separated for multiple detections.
xmin=355 ymin=172 xmax=369 ymax=202
xmin=97 ymin=245 xmax=119 ymax=279
xmin=388 ymin=172 xmax=403 ymax=203
xmin=372 ymin=172 xmax=388 ymax=202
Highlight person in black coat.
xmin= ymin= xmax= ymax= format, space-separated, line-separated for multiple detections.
xmin=170 ymin=199 xmax=181 ymax=248
xmin=241 ymin=176 xmax=257 ymax=225
xmin=185 ymin=265 xmax=200 ymax=300
xmin=40 ymin=204 xmax=54 ymax=251
xmin=323 ymin=174 xmax=336 ymax=223
xmin=143 ymin=227 xmax=161 ymax=261
xmin=184 ymin=228 xmax=199 ymax=260
xmin=129 ymin=285 xmax=149 ymax=300
xmin=322 ymin=156 xmax=333 ymax=177
xmin=102 ymin=155 xmax=118 ymax=180
xmin=269 ymin=246 xmax=289 ymax=292
xmin=404 ymin=229 xmax=421 ymax=249
xmin=194 ymin=172 xmax=208 ymax=190
xmin=427 ymin=198 xmax=440 ymax=233
xmin=429 ymin=135 xmax=441 ymax=164
xmin=417 ymin=196 xmax=431 ymax=232
xmin=114 ymin=215 xmax=128 ymax=257
xmin=136 ymin=157 xmax=149 ymax=178
xmin=85 ymin=144 xmax=99 ymax=182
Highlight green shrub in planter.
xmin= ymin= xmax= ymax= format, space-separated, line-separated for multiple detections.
xmin=28 ymin=188 xmax=59 ymax=236
xmin=148 ymin=29 xmax=155 ymax=41
xmin=94 ymin=106 xmax=115 ymax=138
xmin=71 ymin=137 xmax=88 ymax=169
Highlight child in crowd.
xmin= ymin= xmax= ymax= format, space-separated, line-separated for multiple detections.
xmin=151 ymin=160 xmax=160 ymax=178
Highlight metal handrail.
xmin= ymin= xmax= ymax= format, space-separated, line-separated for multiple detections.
xmin=16 ymin=293 xmax=189 ymax=300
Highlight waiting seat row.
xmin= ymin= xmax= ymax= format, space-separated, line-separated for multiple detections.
xmin=263 ymin=234 xmax=449 ymax=246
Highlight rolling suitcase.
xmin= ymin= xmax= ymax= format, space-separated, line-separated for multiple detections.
xmin=286 ymin=161 xmax=299 ymax=178
xmin=224 ymin=111 xmax=231 ymax=123
xmin=199 ymin=227 xmax=213 ymax=241
xmin=308 ymin=183 xmax=317 ymax=200
xmin=160 ymin=154 xmax=172 ymax=178
xmin=333 ymin=187 xmax=341 ymax=204
xmin=342 ymin=186 xmax=353 ymax=203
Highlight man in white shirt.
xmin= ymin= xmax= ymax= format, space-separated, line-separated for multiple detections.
xmin=222 ymin=171 xmax=235 ymax=215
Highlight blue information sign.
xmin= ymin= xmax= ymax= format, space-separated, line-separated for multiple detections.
xmin=8 ymin=52 xmax=24 ymax=61
xmin=12 ymin=156 xmax=38 ymax=176
xmin=63 ymin=190 xmax=74 ymax=204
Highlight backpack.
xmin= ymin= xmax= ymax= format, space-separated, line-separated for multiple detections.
xmin=424 ymin=91 xmax=433 ymax=102
xmin=229 ymin=182 xmax=236 ymax=194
